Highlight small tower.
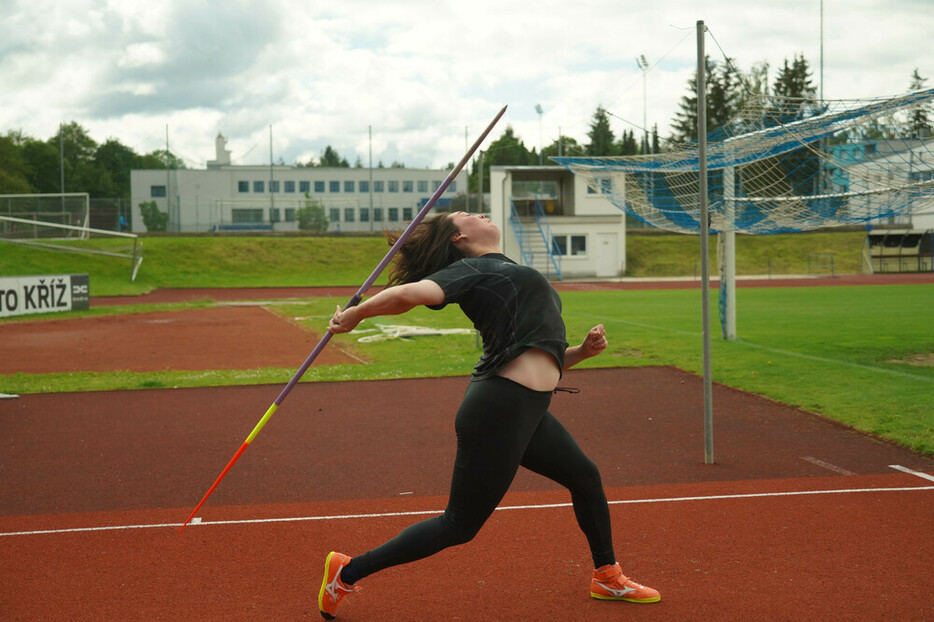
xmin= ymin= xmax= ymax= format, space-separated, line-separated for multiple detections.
xmin=206 ymin=133 xmax=232 ymax=169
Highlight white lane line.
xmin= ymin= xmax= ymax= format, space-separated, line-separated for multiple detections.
xmin=889 ymin=464 xmax=934 ymax=482
xmin=801 ymin=456 xmax=857 ymax=476
xmin=2 ymin=484 xmax=932 ymax=538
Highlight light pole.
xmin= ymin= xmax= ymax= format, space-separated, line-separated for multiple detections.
xmin=535 ymin=104 xmax=543 ymax=165
xmin=636 ymin=55 xmax=650 ymax=154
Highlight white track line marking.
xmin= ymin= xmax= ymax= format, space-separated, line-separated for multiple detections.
xmin=889 ymin=464 xmax=934 ymax=482
xmin=801 ymin=456 xmax=857 ymax=476
xmin=2 ymin=484 xmax=932 ymax=538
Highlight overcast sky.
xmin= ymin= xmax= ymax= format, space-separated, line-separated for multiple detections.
xmin=2 ymin=0 xmax=931 ymax=170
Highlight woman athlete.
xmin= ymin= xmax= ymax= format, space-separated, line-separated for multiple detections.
xmin=319 ymin=211 xmax=659 ymax=618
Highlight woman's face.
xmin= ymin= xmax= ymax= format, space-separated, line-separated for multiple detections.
xmin=448 ymin=212 xmax=500 ymax=246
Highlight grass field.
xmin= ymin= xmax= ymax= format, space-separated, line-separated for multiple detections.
xmin=0 ymin=230 xmax=868 ymax=296
xmin=2 ymin=233 xmax=932 ymax=455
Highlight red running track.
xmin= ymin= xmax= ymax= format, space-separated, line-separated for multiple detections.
xmin=2 ymin=369 xmax=932 ymax=620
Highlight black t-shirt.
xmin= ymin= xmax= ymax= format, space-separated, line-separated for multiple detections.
xmin=424 ymin=253 xmax=568 ymax=379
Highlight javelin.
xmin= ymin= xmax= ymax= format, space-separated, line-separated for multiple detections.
xmin=178 ymin=105 xmax=507 ymax=533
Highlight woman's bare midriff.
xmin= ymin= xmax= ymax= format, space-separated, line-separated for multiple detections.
xmin=497 ymin=347 xmax=561 ymax=392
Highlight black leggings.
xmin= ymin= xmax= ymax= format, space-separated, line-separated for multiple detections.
xmin=341 ymin=376 xmax=615 ymax=584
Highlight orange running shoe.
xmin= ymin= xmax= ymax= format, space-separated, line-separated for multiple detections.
xmin=318 ymin=551 xmax=361 ymax=619
xmin=590 ymin=563 xmax=660 ymax=603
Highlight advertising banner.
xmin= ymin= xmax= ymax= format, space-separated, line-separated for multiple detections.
xmin=0 ymin=274 xmax=90 ymax=318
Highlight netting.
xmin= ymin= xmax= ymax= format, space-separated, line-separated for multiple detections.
xmin=554 ymin=88 xmax=934 ymax=234
xmin=0 ymin=193 xmax=90 ymax=239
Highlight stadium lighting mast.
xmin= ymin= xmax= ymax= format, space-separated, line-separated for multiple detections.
xmin=636 ymin=55 xmax=650 ymax=154
xmin=535 ymin=104 xmax=543 ymax=165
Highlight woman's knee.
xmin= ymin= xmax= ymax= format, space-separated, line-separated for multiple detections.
xmin=440 ymin=512 xmax=485 ymax=545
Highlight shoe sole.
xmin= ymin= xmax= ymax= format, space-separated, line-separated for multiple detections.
xmin=591 ymin=591 xmax=661 ymax=603
xmin=318 ymin=551 xmax=338 ymax=620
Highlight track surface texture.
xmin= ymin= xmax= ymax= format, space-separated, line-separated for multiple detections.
xmin=2 ymin=273 xmax=932 ymax=620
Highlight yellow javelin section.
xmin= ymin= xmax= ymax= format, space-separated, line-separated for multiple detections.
xmin=245 ymin=404 xmax=279 ymax=444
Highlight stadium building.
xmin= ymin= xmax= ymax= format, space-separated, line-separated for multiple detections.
xmin=129 ymin=134 xmax=630 ymax=279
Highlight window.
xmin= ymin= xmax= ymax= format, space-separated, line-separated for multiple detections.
xmin=270 ymin=180 xmax=280 ymax=193
xmin=300 ymin=181 xmax=310 ymax=193
xmin=417 ymin=180 xmax=428 ymax=193
xmin=151 ymin=185 xmax=166 ymax=197
xmin=388 ymin=208 xmax=399 ymax=222
xmin=360 ymin=208 xmax=370 ymax=222
xmin=359 ymin=180 xmax=369 ymax=193
xmin=232 ymin=208 xmax=263 ymax=223
xmin=284 ymin=181 xmax=296 ymax=193
xmin=344 ymin=180 xmax=355 ymax=193
xmin=551 ymin=235 xmax=587 ymax=257
xmin=253 ymin=180 xmax=265 ymax=193
xmin=329 ymin=181 xmax=340 ymax=193
xmin=373 ymin=208 xmax=383 ymax=222
xmin=402 ymin=207 xmax=413 ymax=221
xmin=284 ymin=208 xmax=296 ymax=222
xmin=270 ymin=208 xmax=280 ymax=222
xmin=403 ymin=181 xmax=413 ymax=192
xmin=374 ymin=181 xmax=384 ymax=192
xmin=587 ymin=178 xmax=611 ymax=195
xmin=237 ymin=181 xmax=249 ymax=193
xmin=314 ymin=181 xmax=325 ymax=193
xmin=449 ymin=181 xmax=456 ymax=192
xmin=388 ymin=181 xmax=399 ymax=192
xmin=344 ymin=208 xmax=355 ymax=222
xmin=329 ymin=208 xmax=341 ymax=222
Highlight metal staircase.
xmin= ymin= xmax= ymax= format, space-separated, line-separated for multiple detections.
xmin=509 ymin=200 xmax=562 ymax=280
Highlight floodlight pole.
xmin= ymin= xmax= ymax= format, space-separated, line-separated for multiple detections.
xmin=697 ymin=20 xmax=715 ymax=465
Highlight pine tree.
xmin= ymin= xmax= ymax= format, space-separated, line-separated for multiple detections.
xmin=586 ymin=106 xmax=618 ymax=156
xmin=907 ymin=69 xmax=932 ymax=138
xmin=670 ymin=57 xmax=743 ymax=144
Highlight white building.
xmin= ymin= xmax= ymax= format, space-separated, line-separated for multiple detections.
xmin=490 ymin=165 xmax=627 ymax=279
xmin=844 ymin=137 xmax=934 ymax=230
xmin=129 ymin=134 xmax=629 ymax=279
xmin=129 ymin=134 xmax=467 ymax=234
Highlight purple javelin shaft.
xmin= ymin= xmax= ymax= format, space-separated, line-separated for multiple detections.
xmin=271 ymin=105 xmax=507 ymax=406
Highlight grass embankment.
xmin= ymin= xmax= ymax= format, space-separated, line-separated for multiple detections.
xmin=2 ymin=232 xmax=932 ymax=454
xmin=0 ymin=230 xmax=868 ymax=296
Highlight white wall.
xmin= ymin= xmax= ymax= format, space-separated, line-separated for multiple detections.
xmin=130 ymin=166 xmax=466 ymax=233
xmin=490 ymin=166 xmax=627 ymax=278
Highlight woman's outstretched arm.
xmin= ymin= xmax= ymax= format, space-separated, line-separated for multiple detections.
xmin=329 ymin=280 xmax=445 ymax=334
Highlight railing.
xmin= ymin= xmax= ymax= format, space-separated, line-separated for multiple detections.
xmin=509 ymin=200 xmax=562 ymax=280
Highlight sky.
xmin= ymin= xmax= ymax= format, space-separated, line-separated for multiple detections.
xmin=2 ymin=0 xmax=932 ymax=170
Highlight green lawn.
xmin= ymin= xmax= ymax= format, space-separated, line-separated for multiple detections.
xmin=2 ymin=233 xmax=932 ymax=455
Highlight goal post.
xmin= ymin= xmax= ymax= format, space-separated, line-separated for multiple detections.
xmin=0 ymin=213 xmax=143 ymax=282
xmin=0 ymin=193 xmax=90 ymax=238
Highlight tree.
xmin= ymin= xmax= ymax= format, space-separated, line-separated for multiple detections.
xmin=138 ymin=200 xmax=168 ymax=231
xmin=21 ymin=137 xmax=60 ymax=193
xmin=907 ymin=68 xmax=932 ymax=138
xmin=95 ymin=138 xmax=138 ymax=199
xmin=297 ymin=194 xmax=328 ymax=231
xmin=0 ymin=133 xmax=32 ymax=193
xmin=771 ymin=54 xmax=818 ymax=120
xmin=470 ymin=126 xmax=533 ymax=192
xmin=670 ymin=57 xmax=744 ymax=144
xmin=541 ymin=135 xmax=584 ymax=160
xmin=318 ymin=146 xmax=349 ymax=167
xmin=586 ymin=106 xmax=617 ymax=156
xmin=770 ymin=55 xmax=820 ymax=195
xmin=617 ymin=129 xmax=639 ymax=156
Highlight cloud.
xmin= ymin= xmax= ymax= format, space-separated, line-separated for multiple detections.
xmin=1 ymin=0 xmax=930 ymax=171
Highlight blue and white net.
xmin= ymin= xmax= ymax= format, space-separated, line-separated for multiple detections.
xmin=554 ymin=88 xmax=934 ymax=234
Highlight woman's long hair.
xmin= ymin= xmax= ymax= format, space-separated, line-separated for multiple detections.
xmin=385 ymin=214 xmax=462 ymax=286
